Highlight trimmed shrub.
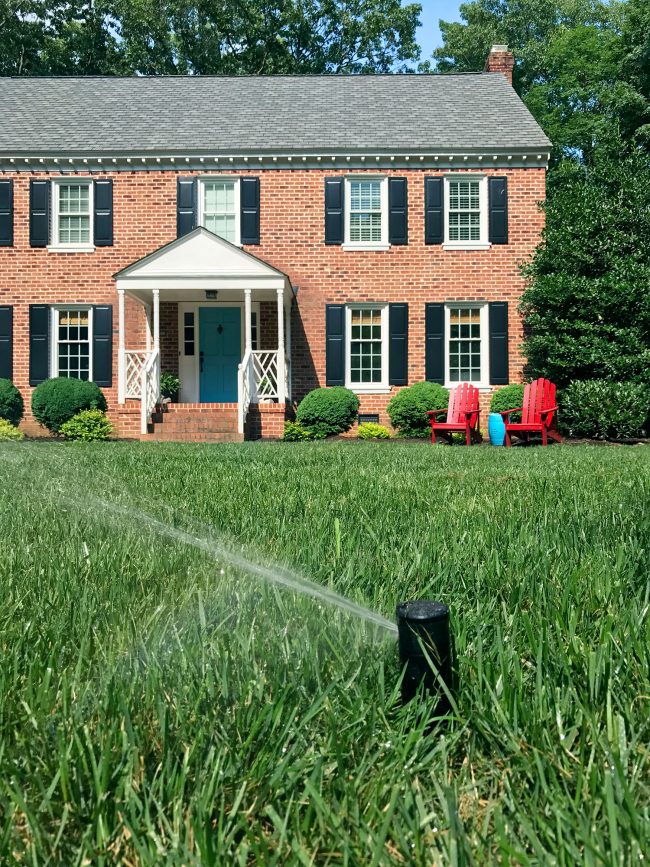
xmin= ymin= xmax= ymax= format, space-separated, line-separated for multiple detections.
xmin=490 ymin=384 xmax=526 ymax=424
xmin=0 ymin=418 xmax=25 ymax=441
xmin=296 ymin=387 xmax=359 ymax=438
xmin=60 ymin=409 xmax=113 ymax=442
xmin=387 ymin=382 xmax=448 ymax=438
xmin=160 ymin=372 xmax=180 ymax=400
xmin=0 ymin=379 xmax=24 ymax=427
xmin=32 ymin=378 xmax=107 ymax=434
xmin=559 ymin=380 xmax=650 ymax=440
xmin=357 ymin=422 xmax=391 ymax=440
xmin=282 ymin=420 xmax=315 ymax=442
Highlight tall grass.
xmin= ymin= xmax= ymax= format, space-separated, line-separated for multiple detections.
xmin=0 ymin=441 xmax=648 ymax=864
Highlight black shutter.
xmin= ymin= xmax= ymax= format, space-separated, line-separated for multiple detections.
xmin=325 ymin=304 xmax=345 ymax=386
xmin=0 ymin=179 xmax=13 ymax=247
xmin=424 ymin=177 xmax=444 ymax=245
xmin=94 ymin=179 xmax=113 ymax=247
xmin=0 ymin=306 xmax=12 ymax=380
xmin=388 ymin=303 xmax=408 ymax=385
xmin=29 ymin=305 xmax=50 ymax=385
xmin=93 ymin=305 xmax=113 ymax=387
xmin=240 ymin=177 xmax=260 ymax=245
xmin=425 ymin=303 xmax=445 ymax=384
xmin=30 ymin=180 xmax=50 ymax=247
xmin=324 ymin=178 xmax=344 ymax=245
xmin=177 ymin=177 xmax=197 ymax=237
xmin=489 ymin=177 xmax=508 ymax=244
xmin=489 ymin=302 xmax=509 ymax=384
xmin=388 ymin=178 xmax=408 ymax=245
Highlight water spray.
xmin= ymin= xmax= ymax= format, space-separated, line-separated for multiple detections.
xmin=396 ymin=600 xmax=453 ymax=714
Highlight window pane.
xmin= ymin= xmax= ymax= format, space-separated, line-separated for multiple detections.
xmin=349 ymin=308 xmax=383 ymax=384
xmin=205 ymin=213 xmax=236 ymax=243
xmin=203 ymin=181 xmax=237 ymax=242
xmin=349 ymin=180 xmax=382 ymax=243
xmin=448 ymin=306 xmax=481 ymax=383
xmin=57 ymin=309 xmax=91 ymax=380
xmin=448 ymin=179 xmax=481 ymax=243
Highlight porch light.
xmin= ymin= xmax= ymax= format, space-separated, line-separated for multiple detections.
xmin=205 ymin=290 xmax=218 ymax=300
xmin=396 ymin=600 xmax=454 ymax=714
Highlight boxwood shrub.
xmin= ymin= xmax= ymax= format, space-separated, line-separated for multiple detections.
xmin=0 ymin=418 xmax=25 ymax=441
xmin=296 ymin=387 xmax=359 ymax=438
xmin=32 ymin=378 xmax=107 ymax=434
xmin=387 ymin=382 xmax=448 ymax=438
xmin=490 ymin=384 xmax=526 ymax=423
xmin=60 ymin=409 xmax=113 ymax=442
xmin=0 ymin=379 xmax=24 ymax=427
xmin=560 ymin=380 xmax=650 ymax=440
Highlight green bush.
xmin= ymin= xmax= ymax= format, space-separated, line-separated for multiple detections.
xmin=296 ymin=387 xmax=359 ymax=438
xmin=490 ymin=384 xmax=526 ymax=424
xmin=60 ymin=409 xmax=113 ymax=441
xmin=357 ymin=422 xmax=391 ymax=440
xmin=32 ymin=378 xmax=107 ymax=434
xmin=559 ymin=380 xmax=650 ymax=440
xmin=0 ymin=418 xmax=25 ymax=441
xmin=282 ymin=420 xmax=315 ymax=442
xmin=387 ymin=382 xmax=448 ymax=438
xmin=0 ymin=379 xmax=24 ymax=427
xmin=160 ymin=372 xmax=180 ymax=400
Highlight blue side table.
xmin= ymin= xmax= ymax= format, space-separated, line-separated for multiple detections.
xmin=488 ymin=412 xmax=506 ymax=446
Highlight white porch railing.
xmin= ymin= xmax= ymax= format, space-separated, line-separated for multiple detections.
xmin=238 ymin=349 xmax=253 ymax=434
xmin=252 ymin=350 xmax=279 ymax=400
xmin=125 ymin=350 xmax=150 ymax=399
xmin=140 ymin=349 xmax=160 ymax=435
xmin=237 ymin=349 xmax=290 ymax=434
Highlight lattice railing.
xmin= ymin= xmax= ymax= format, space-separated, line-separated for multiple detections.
xmin=252 ymin=350 xmax=278 ymax=400
xmin=140 ymin=349 xmax=160 ymax=434
xmin=125 ymin=350 xmax=150 ymax=399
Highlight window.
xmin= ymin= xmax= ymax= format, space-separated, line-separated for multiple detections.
xmin=53 ymin=307 xmax=93 ymax=380
xmin=444 ymin=176 xmax=489 ymax=249
xmin=200 ymin=179 xmax=240 ymax=244
xmin=346 ymin=305 xmax=389 ymax=391
xmin=183 ymin=311 xmax=195 ymax=356
xmin=344 ymin=178 xmax=389 ymax=249
xmin=52 ymin=181 xmax=93 ymax=248
xmin=251 ymin=310 xmax=258 ymax=351
xmin=445 ymin=304 xmax=488 ymax=387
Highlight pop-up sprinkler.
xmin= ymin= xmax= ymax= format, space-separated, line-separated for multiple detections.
xmin=396 ymin=600 xmax=453 ymax=714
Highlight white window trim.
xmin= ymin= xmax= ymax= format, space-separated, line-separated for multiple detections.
xmin=198 ymin=176 xmax=241 ymax=246
xmin=345 ymin=303 xmax=390 ymax=394
xmin=50 ymin=305 xmax=94 ymax=381
xmin=443 ymin=174 xmax=491 ymax=251
xmin=342 ymin=176 xmax=390 ymax=251
xmin=444 ymin=302 xmax=490 ymax=389
xmin=48 ymin=179 xmax=95 ymax=253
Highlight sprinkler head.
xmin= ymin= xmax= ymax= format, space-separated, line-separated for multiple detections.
xmin=396 ymin=600 xmax=453 ymax=713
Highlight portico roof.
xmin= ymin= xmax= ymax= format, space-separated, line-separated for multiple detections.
xmin=114 ymin=227 xmax=292 ymax=302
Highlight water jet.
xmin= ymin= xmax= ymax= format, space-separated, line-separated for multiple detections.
xmin=396 ymin=600 xmax=453 ymax=713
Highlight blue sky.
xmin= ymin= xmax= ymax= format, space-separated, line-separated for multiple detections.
xmin=416 ymin=0 xmax=463 ymax=61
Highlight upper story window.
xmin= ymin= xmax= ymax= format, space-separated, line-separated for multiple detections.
xmin=445 ymin=304 xmax=489 ymax=387
xmin=51 ymin=307 xmax=93 ymax=380
xmin=199 ymin=178 xmax=240 ymax=245
xmin=444 ymin=175 xmax=489 ymax=250
xmin=344 ymin=177 xmax=389 ymax=250
xmin=52 ymin=180 xmax=93 ymax=250
xmin=345 ymin=304 xmax=389 ymax=392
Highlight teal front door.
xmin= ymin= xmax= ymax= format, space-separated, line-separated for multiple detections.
xmin=199 ymin=307 xmax=241 ymax=402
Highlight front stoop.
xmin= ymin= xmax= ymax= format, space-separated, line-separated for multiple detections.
xmin=147 ymin=403 xmax=244 ymax=442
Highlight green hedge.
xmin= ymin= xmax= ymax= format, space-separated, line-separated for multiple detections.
xmin=296 ymin=387 xmax=359 ymax=438
xmin=490 ymin=384 xmax=526 ymax=424
xmin=32 ymin=378 xmax=107 ymax=434
xmin=60 ymin=409 xmax=113 ymax=441
xmin=0 ymin=379 xmax=24 ymax=427
xmin=560 ymin=380 xmax=650 ymax=440
xmin=357 ymin=422 xmax=391 ymax=440
xmin=282 ymin=421 xmax=315 ymax=442
xmin=387 ymin=382 xmax=448 ymax=438
xmin=0 ymin=418 xmax=25 ymax=441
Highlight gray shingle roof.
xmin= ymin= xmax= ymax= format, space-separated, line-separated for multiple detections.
xmin=0 ymin=74 xmax=550 ymax=155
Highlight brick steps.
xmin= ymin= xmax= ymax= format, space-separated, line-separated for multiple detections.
xmin=148 ymin=431 xmax=244 ymax=442
xmin=146 ymin=403 xmax=241 ymax=442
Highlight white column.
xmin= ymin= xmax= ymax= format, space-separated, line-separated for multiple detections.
xmin=276 ymin=286 xmax=286 ymax=404
xmin=117 ymin=289 xmax=126 ymax=403
xmin=244 ymin=288 xmax=252 ymax=355
xmin=152 ymin=289 xmax=160 ymax=352
xmin=285 ymin=292 xmax=292 ymax=401
xmin=145 ymin=305 xmax=152 ymax=352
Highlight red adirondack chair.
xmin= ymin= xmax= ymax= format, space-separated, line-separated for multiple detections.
xmin=427 ymin=382 xmax=482 ymax=445
xmin=500 ymin=378 xmax=562 ymax=446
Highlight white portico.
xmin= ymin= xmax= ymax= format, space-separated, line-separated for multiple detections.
xmin=114 ymin=227 xmax=293 ymax=434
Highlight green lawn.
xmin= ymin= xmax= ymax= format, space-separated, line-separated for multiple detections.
xmin=0 ymin=441 xmax=648 ymax=864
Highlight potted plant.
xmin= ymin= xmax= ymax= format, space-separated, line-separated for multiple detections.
xmin=160 ymin=372 xmax=181 ymax=404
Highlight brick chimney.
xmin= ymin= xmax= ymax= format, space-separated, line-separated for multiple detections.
xmin=484 ymin=44 xmax=515 ymax=86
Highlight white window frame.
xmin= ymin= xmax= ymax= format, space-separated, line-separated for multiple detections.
xmin=343 ymin=176 xmax=390 ymax=251
xmin=49 ymin=179 xmax=95 ymax=252
xmin=198 ymin=177 xmax=241 ymax=246
xmin=345 ymin=303 xmax=390 ymax=393
xmin=444 ymin=302 xmax=490 ymax=389
xmin=50 ymin=305 xmax=94 ymax=381
xmin=443 ymin=174 xmax=490 ymax=251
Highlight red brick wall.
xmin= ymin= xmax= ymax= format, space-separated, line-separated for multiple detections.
xmin=0 ymin=166 xmax=545 ymax=435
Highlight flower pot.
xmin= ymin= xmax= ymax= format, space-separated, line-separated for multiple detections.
xmin=488 ymin=412 xmax=506 ymax=446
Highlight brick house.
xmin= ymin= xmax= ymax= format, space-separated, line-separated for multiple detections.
xmin=0 ymin=46 xmax=550 ymax=440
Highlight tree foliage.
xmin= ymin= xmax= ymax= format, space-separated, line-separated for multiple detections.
xmin=0 ymin=0 xmax=421 ymax=75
